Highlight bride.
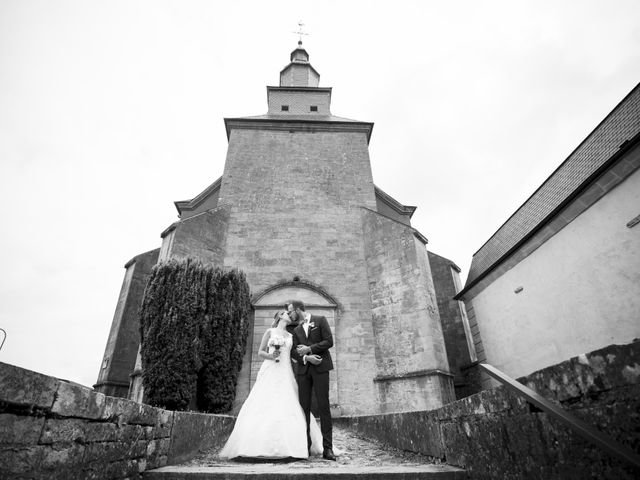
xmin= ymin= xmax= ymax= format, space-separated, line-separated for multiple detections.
xmin=219 ymin=310 xmax=324 ymax=459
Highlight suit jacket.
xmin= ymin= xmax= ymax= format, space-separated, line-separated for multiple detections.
xmin=291 ymin=314 xmax=334 ymax=374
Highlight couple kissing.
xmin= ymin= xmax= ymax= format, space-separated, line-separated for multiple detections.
xmin=219 ymin=300 xmax=337 ymax=461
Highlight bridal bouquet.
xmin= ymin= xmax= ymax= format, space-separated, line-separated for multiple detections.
xmin=268 ymin=335 xmax=285 ymax=362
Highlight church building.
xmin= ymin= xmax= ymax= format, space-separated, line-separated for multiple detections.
xmin=95 ymin=42 xmax=470 ymax=415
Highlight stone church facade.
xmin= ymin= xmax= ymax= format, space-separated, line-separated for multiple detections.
xmin=95 ymin=43 xmax=471 ymax=415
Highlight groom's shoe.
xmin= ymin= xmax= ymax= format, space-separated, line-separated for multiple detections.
xmin=323 ymin=449 xmax=337 ymax=461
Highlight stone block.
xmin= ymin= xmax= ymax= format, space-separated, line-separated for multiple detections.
xmin=520 ymin=342 xmax=640 ymax=404
xmin=336 ymin=411 xmax=445 ymax=458
xmin=439 ymin=420 xmax=473 ymax=468
xmin=0 ymin=445 xmax=46 ymax=476
xmin=85 ymin=421 xmax=121 ymax=443
xmin=564 ymin=387 xmax=640 ymax=451
xmin=131 ymin=439 xmax=149 ymax=457
xmin=148 ymin=454 xmax=168 ymax=470
xmin=147 ymin=437 xmax=170 ymax=457
xmin=51 ymin=381 xmax=105 ymax=419
xmin=83 ymin=440 xmax=137 ymax=464
xmin=37 ymin=468 xmax=91 ymax=480
xmin=127 ymin=402 xmax=161 ymax=426
xmin=436 ymin=385 xmax=527 ymax=420
xmin=502 ymin=414 xmax=551 ymax=472
xmin=168 ymin=411 xmax=235 ymax=464
xmin=41 ymin=417 xmax=125 ymax=445
xmin=449 ymin=417 xmax=513 ymax=478
xmin=112 ymin=423 xmax=145 ymax=444
xmin=157 ymin=407 xmax=174 ymax=428
xmin=101 ymin=458 xmax=144 ymax=478
xmin=0 ymin=362 xmax=59 ymax=409
xmin=149 ymin=422 xmax=172 ymax=440
xmin=0 ymin=414 xmax=45 ymax=445
xmin=101 ymin=394 xmax=141 ymax=424
xmin=158 ymin=437 xmax=171 ymax=456
xmin=40 ymin=418 xmax=86 ymax=444
xmin=41 ymin=443 xmax=86 ymax=470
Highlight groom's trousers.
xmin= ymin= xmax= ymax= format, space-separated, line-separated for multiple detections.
xmin=297 ymin=367 xmax=332 ymax=451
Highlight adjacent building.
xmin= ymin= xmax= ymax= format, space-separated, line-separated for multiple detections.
xmin=455 ymin=83 xmax=640 ymax=386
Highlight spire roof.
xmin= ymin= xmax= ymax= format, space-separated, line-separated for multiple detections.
xmin=223 ymin=39 xmax=374 ymax=144
xmin=280 ymin=41 xmax=320 ymax=88
xmin=290 ymin=40 xmax=310 ymax=63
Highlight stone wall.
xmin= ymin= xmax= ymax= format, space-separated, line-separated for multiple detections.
xmin=94 ymin=249 xmax=159 ymax=398
xmin=428 ymin=251 xmax=481 ymax=399
xmin=0 ymin=362 xmax=234 ymax=479
xmin=362 ymin=208 xmax=454 ymax=412
xmin=336 ymin=341 xmax=640 ymax=479
xmin=215 ymin=128 xmax=382 ymax=415
xmin=165 ymin=206 xmax=230 ymax=264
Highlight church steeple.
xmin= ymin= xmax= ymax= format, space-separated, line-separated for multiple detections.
xmin=279 ymin=41 xmax=320 ymax=88
xmin=290 ymin=40 xmax=310 ymax=62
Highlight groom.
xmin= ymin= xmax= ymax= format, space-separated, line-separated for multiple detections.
xmin=288 ymin=300 xmax=336 ymax=461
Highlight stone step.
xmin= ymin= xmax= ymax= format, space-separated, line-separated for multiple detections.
xmin=144 ymin=463 xmax=467 ymax=479
xmin=144 ymin=425 xmax=466 ymax=479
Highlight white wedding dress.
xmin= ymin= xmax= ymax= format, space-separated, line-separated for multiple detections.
xmin=219 ymin=329 xmax=324 ymax=459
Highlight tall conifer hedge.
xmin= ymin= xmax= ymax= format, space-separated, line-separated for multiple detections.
xmin=139 ymin=258 xmax=251 ymax=412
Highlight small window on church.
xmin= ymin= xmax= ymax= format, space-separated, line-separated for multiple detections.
xmin=281 ymin=105 xmax=289 ymax=111
xmin=310 ymin=105 xmax=318 ymax=112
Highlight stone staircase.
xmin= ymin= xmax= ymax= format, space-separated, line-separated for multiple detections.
xmin=143 ymin=424 xmax=467 ymax=479
xmin=144 ymin=464 xmax=466 ymax=479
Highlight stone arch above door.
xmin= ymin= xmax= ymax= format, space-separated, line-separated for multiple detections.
xmin=252 ymin=281 xmax=338 ymax=309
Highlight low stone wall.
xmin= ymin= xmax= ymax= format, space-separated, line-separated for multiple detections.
xmin=0 ymin=362 xmax=235 ymax=479
xmin=336 ymin=341 xmax=640 ymax=479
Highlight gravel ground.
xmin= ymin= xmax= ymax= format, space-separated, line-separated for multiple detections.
xmin=183 ymin=423 xmax=443 ymax=469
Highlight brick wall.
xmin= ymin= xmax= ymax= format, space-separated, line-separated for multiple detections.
xmin=337 ymin=341 xmax=640 ymax=479
xmin=267 ymin=89 xmax=330 ymax=115
xmin=0 ymin=362 xmax=234 ymax=479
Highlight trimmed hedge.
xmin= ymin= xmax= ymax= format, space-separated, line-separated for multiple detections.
xmin=139 ymin=258 xmax=251 ymax=412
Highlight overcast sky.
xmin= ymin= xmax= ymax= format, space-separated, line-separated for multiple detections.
xmin=1 ymin=0 xmax=639 ymax=388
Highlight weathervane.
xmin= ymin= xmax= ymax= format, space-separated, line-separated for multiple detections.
xmin=293 ymin=20 xmax=309 ymax=46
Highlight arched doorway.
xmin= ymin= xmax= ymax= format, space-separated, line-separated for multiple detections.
xmin=250 ymin=281 xmax=339 ymax=410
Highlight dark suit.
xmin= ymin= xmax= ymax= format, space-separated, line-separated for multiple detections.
xmin=291 ymin=314 xmax=333 ymax=451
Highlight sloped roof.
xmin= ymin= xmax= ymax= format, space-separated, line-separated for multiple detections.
xmin=464 ymin=83 xmax=640 ymax=289
xmin=428 ymin=250 xmax=462 ymax=273
xmin=174 ymin=176 xmax=222 ymax=215
xmin=374 ymin=185 xmax=417 ymax=219
xmin=224 ymin=115 xmax=374 ymax=143
xmin=237 ymin=113 xmax=363 ymax=122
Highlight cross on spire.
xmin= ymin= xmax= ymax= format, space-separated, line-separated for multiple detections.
xmin=293 ymin=20 xmax=309 ymax=46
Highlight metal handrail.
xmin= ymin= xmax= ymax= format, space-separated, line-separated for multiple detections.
xmin=480 ymin=363 xmax=640 ymax=470
xmin=0 ymin=328 xmax=5 ymax=353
